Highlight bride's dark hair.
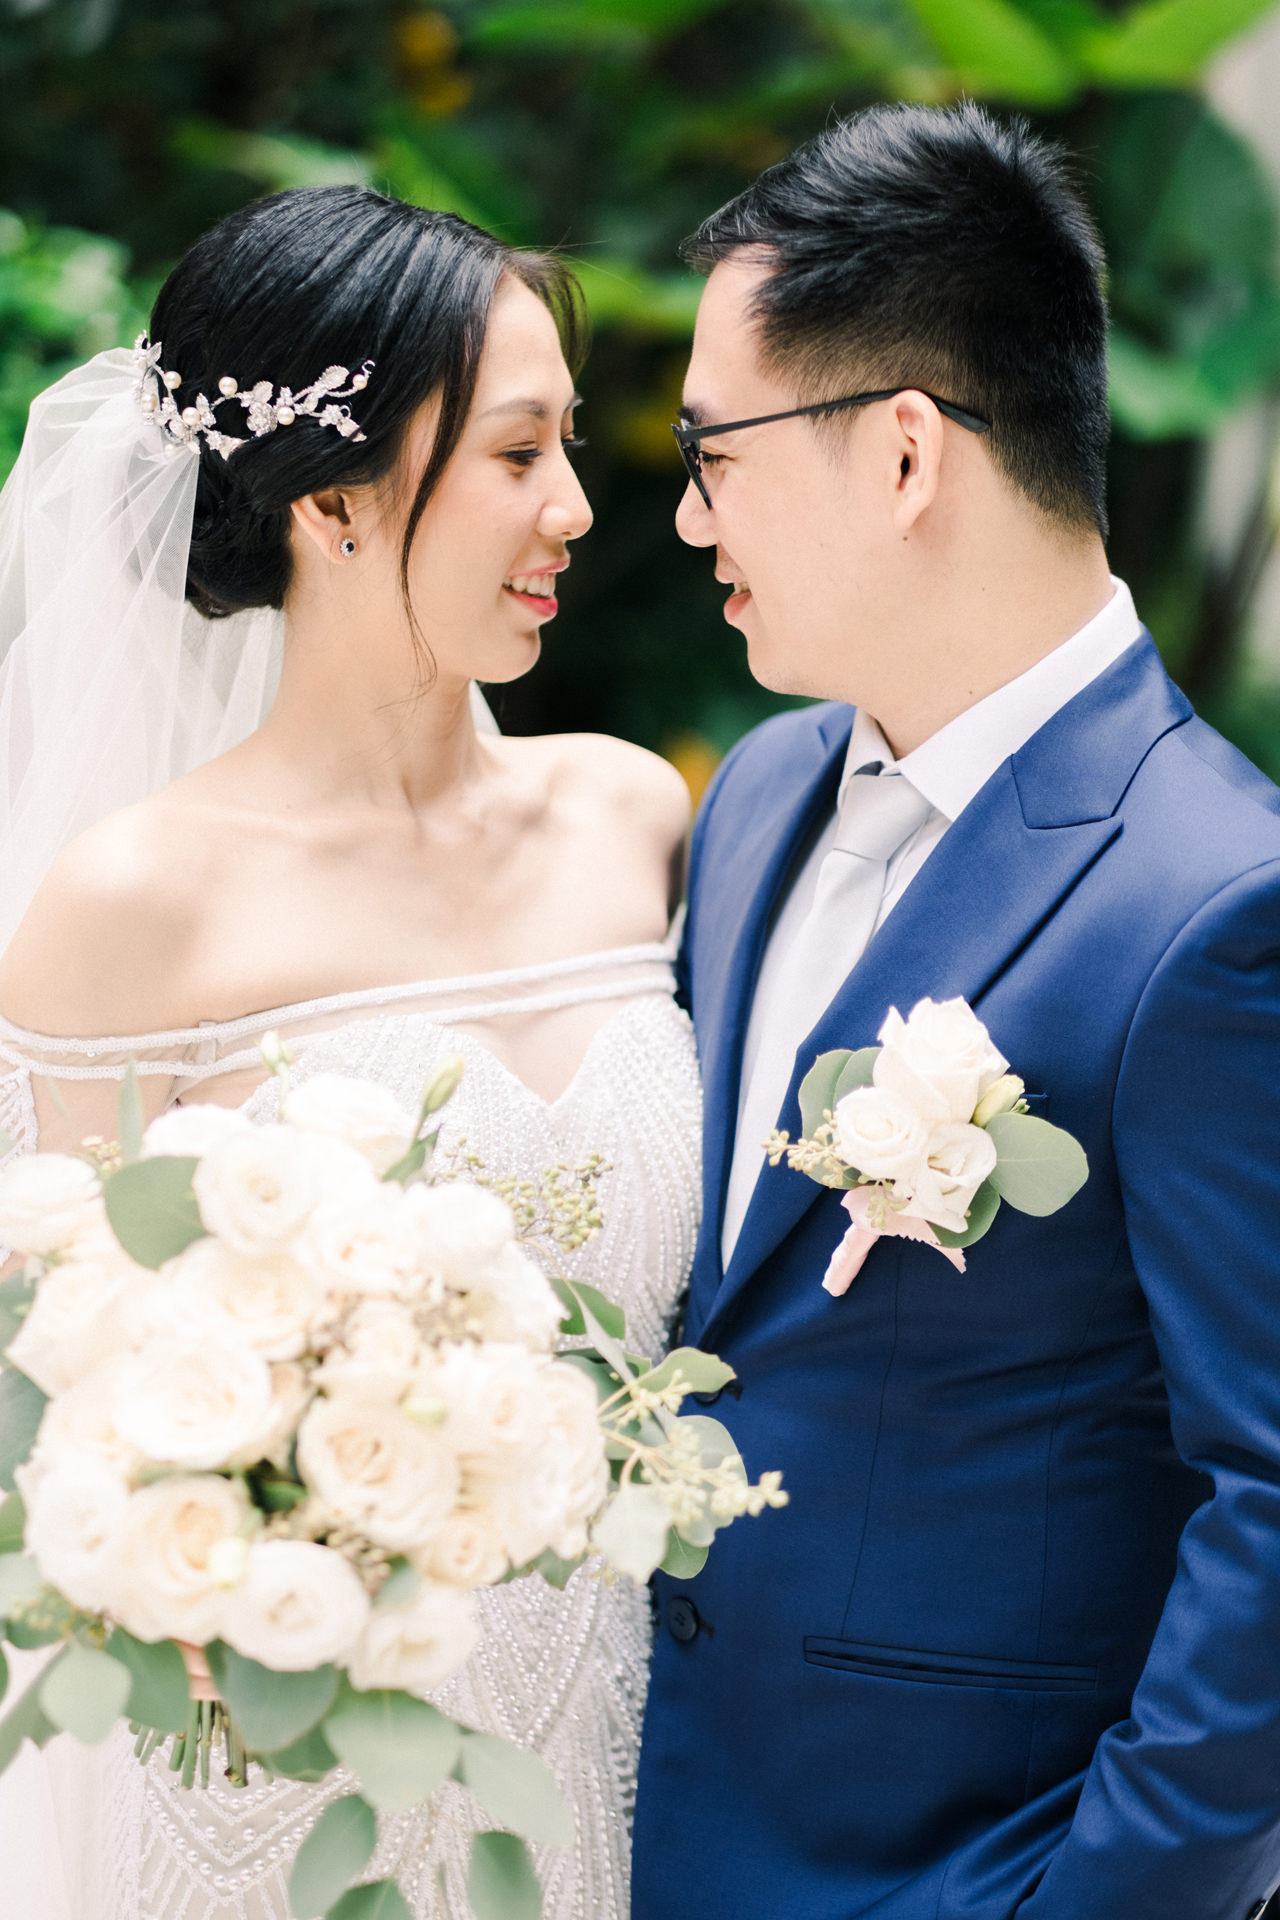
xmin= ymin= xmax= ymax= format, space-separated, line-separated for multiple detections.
xmin=148 ymin=185 xmax=587 ymax=621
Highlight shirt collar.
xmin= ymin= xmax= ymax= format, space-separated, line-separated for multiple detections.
xmin=838 ymin=576 xmax=1143 ymax=823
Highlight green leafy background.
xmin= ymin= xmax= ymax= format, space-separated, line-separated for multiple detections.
xmin=5 ymin=0 xmax=1280 ymax=789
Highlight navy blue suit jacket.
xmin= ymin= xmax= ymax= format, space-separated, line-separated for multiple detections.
xmin=632 ymin=636 xmax=1280 ymax=1919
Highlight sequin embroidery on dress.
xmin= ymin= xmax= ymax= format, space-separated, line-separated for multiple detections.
xmin=0 ymin=934 xmax=701 ymax=1920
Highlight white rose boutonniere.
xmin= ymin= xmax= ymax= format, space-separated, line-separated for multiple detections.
xmin=768 ymin=996 xmax=1088 ymax=1297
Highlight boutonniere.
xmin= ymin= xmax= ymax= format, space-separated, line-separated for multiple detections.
xmin=766 ymin=997 xmax=1088 ymax=1296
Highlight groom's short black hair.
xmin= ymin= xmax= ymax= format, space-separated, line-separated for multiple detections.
xmin=683 ymin=102 xmax=1109 ymax=537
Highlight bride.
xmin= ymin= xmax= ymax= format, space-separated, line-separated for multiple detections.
xmin=0 ymin=184 xmax=698 ymax=1918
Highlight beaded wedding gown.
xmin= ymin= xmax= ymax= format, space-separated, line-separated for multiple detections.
xmin=0 ymin=930 xmax=701 ymax=1920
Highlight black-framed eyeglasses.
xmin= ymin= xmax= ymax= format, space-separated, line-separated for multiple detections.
xmin=670 ymin=387 xmax=992 ymax=507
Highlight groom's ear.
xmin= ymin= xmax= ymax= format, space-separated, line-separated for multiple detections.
xmin=887 ymin=390 xmax=944 ymax=536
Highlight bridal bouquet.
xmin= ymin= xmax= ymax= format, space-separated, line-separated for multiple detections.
xmin=0 ymin=1048 xmax=783 ymax=1920
xmin=767 ymin=996 xmax=1088 ymax=1296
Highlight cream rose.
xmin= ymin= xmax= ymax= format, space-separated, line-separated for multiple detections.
xmin=283 ymin=1075 xmax=416 ymax=1176
xmin=405 ymin=1183 xmax=516 ymax=1289
xmin=906 ymin=1123 xmax=998 ymax=1235
xmin=221 ymin=1540 xmax=371 ymax=1671
xmin=541 ymin=1362 xmax=610 ymax=1555
xmin=421 ymin=1506 xmax=508 ymax=1589
xmin=317 ymin=1300 xmax=423 ymax=1400
xmin=298 ymin=1187 xmax=426 ymax=1301
xmin=874 ymin=998 xmax=1008 ymax=1126
xmin=296 ymin=1393 xmax=460 ymax=1553
xmin=471 ymin=1242 xmax=564 ymax=1352
xmin=110 ymin=1474 xmax=249 ymax=1644
xmin=20 ymin=1358 xmax=142 ymax=1490
xmin=143 ymin=1103 xmax=251 ymax=1160
xmin=4 ymin=1257 xmax=139 ymax=1397
xmin=112 ymin=1338 xmax=276 ymax=1470
xmin=347 ymin=1580 xmax=478 ymax=1692
xmin=0 ymin=1153 xmax=101 ymax=1256
xmin=427 ymin=1342 xmax=547 ymax=1470
xmin=832 ymin=1086 xmax=929 ymax=1185
xmin=162 ymin=1239 xmax=321 ymax=1361
xmin=193 ymin=1126 xmax=375 ymax=1256
xmin=19 ymin=1457 xmax=130 ymax=1612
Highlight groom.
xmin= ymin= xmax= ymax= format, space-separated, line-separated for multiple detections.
xmin=633 ymin=102 xmax=1280 ymax=1919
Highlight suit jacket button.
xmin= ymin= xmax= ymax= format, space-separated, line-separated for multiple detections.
xmin=668 ymin=1597 xmax=700 ymax=1644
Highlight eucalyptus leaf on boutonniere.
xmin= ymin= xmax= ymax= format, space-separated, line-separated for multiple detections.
xmin=766 ymin=997 xmax=1088 ymax=1296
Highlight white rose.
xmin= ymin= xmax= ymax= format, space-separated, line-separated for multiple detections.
xmin=591 ymin=1482 xmax=672 ymax=1585
xmin=906 ymin=1123 xmax=999 ymax=1235
xmin=832 ymin=1086 xmax=929 ymax=1185
xmin=109 ymin=1474 xmax=249 ymax=1644
xmin=113 ymin=1338 xmax=276 ymax=1471
xmin=142 ymin=1103 xmax=251 ymax=1160
xmin=283 ymin=1075 xmax=416 ymax=1177
xmin=0 ymin=1154 xmax=100 ymax=1256
xmin=473 ymin=1443 xmax=588 ymax=1570
xmin=540 ymin=1362 xmax=610 ymax=1555
xmin=162 ymin=1239 xmax=321 ymax=1361
xmin=421 ymin=1506 xmax=509 ymax=1588
xmin=427 ymin=1342 xmax=547 ymax=1470
xmin=347 ymin=1579 xmax=478 ymax=1692
xmin=255 ymin=1362 xmax=314 ymax=1473
xmin=221 ymin=1540 xmax=371 ymax=1672
xmin=20 ymin=1358 xmax=142 ymax=1490
xmin=471 ymin=1243 xmax=564 ymax=1353
xmin=194 ymin=1126 xmax=375 ymax=1256
xmin=298 ymin=1187 xmax=426 ymax=1301
xmin=317 ymin=1301 xmax=423 ymax=1400
xmin=6 ymin=1258 xmax=141 ymax=1396
xmin=296 ymin=1393 xmax=460 ymax=1553
xmin=874 ymin=998 xmax=1008 ymax=1126
xmin=19 ymin=1457 xmax=130 ymax=1612
xmin=405 ymin=1184 xmax=515 ymax=1289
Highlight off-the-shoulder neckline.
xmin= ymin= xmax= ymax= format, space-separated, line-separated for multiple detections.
xmin=0 ymin=917 xmax=682 ymax=1052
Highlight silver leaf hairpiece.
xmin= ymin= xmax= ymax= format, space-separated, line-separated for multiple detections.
xmin=133 ymin=332 xmax=374 ymax=459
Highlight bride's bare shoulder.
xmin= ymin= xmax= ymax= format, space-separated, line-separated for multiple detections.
xmin=515 ymin=731 xmax=690 ymax=847
xmin=0 ymin=786 xmax=216 ymax=1037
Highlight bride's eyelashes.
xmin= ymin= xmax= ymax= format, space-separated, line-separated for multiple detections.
xmin=501 ymin=435 xmax=587 ymax=470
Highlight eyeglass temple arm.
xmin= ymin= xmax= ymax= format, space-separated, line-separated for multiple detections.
xmin=673 ymin=389 xmax=991 ymax=442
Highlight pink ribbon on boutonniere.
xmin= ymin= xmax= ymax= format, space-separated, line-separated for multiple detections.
xmin=821 ymin=1186 xmax=967 ymax=1297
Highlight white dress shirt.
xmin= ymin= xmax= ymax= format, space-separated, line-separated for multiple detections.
xmin=720 ymin=577 xmax=1144 ymax=1266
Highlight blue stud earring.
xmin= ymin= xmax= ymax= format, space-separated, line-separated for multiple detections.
xmin=339 ymin=537 xmax=356 ymax=558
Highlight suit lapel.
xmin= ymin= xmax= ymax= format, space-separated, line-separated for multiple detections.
xmin=694 ymin=634 xmax=1191 ymax=1349
xmin=688 ymin=707 xmax=851 ymax=1324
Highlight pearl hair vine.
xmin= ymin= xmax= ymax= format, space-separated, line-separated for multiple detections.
xmin=133 ymin=332 xmax=375 ymax=460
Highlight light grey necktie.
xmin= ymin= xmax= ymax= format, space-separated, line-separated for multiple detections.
xmin=720 ymin=764 xmax=934 ymax=1265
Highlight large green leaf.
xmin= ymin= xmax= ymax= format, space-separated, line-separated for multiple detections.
xmin=287 ymin=1792 xmax=377 ymax=1920
xmin=933 ymin=1177 xmax=1002 ymax=1251
xmin=900 ymin=0 xmax=1078 ymax=101
xmin=39 ymin=1639 xmax=131 ymax=1744
xmin=0 ymin=1490 xmax=26 ymax=1555
xmin=0 ymin=1366 xmax=47 ymax=1491
xmin=467 ymin=1831 xmax=541 ymax=1920
xmin=0 ymin=1272 xmax=35 ymax=1354
xmin=324 ymin=1883 xmax=412 ymax=1920
xmin=323 ymin=1688 xmax=461 ymax=1813
xmin=635 ymin=1347 xmax=735 ymax=1398
xmin=102 ymin=1157 xmax=205 ymax=1270
xmin=0 ymin=1650 xmax=59 ymax=1773
xmin=832 ymin=1049 xmax=882 ymax=1105
xmin=105 ymin=1628 xmax=190 ymax=1734
xmin=205 ymin=1644 xmax=338 ymax=1755
xmin=798 ymin=1050 xmax=851 ymax=1141
xmin=659 ymin=1529 xmax=708 ymax=1579
xmin=458 ymin=1732 xmax=574 ymax=1847
xmin=985 ymin=1112 xmax=1089 ymax=1217
xmin=1083 ymin=0 xmax=1277 ymax=85
xmin=549 ymin=1276 xmax=626 ymax=1342
xmin=263 ymin=1720 xmax=339 ymax=1783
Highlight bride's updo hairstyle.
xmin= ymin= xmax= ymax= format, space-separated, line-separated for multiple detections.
xmin=147 ymin=185 xmax=586 ymax=621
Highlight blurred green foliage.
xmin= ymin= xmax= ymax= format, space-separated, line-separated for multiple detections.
xmin=3 ymin=0 xmax=1280 ymax=785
